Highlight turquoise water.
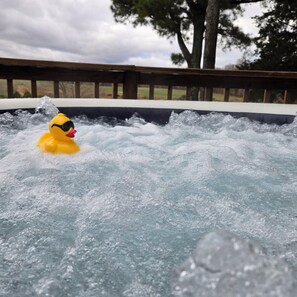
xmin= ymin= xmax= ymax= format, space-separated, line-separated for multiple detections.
xmin=0 ymin=103 xmax=297 ymax=296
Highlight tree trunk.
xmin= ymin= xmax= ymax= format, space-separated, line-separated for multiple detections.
xmin=190 ymin=10 xmax=207 ymax=100
xmin=203 ymin=0 xmax=220 ymax=69
xmin=202 ymin=0 xmax=220 ymax=100
xmin=191 ymin=14 xmax=205 ymax=69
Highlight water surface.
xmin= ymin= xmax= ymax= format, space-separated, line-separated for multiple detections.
xmin=0 ymin=102 xmax=297 ymax=296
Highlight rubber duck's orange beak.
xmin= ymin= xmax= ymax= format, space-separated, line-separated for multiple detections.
xmin=66 ymin=128 xmax=77 ymax=138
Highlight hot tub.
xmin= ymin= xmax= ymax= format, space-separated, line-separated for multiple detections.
xmin=0 ymin=97 xmax=296 ymax=296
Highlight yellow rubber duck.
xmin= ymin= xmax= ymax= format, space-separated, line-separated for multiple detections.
xmin=37 ymin=113 xmax=80 ymax=154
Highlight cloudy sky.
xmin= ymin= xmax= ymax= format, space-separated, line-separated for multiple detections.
xmin=0 ymin=0 xmax=262 ymax=68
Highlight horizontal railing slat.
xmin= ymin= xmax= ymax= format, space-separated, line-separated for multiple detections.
xmin=0 ymin=65 xmax=124 ymax=83
xmin=138 ymin=72 xmax=297 ymax=90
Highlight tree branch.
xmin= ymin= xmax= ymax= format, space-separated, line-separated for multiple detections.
xmin=176 ymin=30 xmax=191 ymax=66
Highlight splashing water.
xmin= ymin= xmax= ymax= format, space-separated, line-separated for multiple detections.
xmin=172 ymin=231 xmax=294 ymax=297
xmin=0 ymin=100 xmax=297 ymax=296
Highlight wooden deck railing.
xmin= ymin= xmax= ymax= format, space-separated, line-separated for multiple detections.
xmin=0 ymin=57 xmax=297 ymax=103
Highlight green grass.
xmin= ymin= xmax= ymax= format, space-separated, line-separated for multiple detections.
xmin=213 ymin=92 xmax=243 ymax=102
xmin=137 ymin=86 xmax=243 ymax=101
xmin=137 ymin=86 xmax=187 ymax=100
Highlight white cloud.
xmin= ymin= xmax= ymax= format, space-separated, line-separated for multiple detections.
xmin=0 ymin=0 xmax=262 ymax=68
xmin=234 ymin=2 xmax=263 ymax=36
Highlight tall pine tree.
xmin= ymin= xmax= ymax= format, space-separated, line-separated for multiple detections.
xmin=111 ymin=0 xmax=253 ymax=69
xmin=246 ymin=0 xmax=297 ymax=71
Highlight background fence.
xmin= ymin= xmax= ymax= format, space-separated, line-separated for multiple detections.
xmin=0 ymin=58 xmax=296 ymax=103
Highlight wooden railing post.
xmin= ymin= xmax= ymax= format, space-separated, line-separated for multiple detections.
xmin=95 ymin=82 xmax=100 ymax=98
xmin=123 ymin=70 xmax=137 ymax=99
xmin=186 ymin=87 xmax=191 ymax=100
xmin=149 ymin=84 xmax=154 ymax=100
xmin=284 ymin=90 xmax=289 ymax=104
xmin=7 ymin=79 xmax=13 ymax=98
xmin=167 ymin=85 xmax=173 ymax=100
xmin=54 ymin=81 xmax=59 ymax=98
xmin=31 ymin=80 xmax=37 ymax=97
xmin=243 ymin=88 xmax=250 ymax=102
xmin=284 ymin=90 xmax=297 ymax=104
xmin=199 ymin=87 xmax=205 ymax=101
xmin=75 ymin=82 xmax=80 ymax=98
xmin=113 ymin=83 xmax=118 ymax=99
xmin=204 ymin=88 xmax=213 ymax=101
xmin=264 ymin=89 xmax=271 ymax=103
xmin=224 ymin=88 xmax=230 ymax=102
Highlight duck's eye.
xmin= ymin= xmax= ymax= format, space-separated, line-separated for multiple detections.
xmin=51 ymin=121 xmax=74 ymax=132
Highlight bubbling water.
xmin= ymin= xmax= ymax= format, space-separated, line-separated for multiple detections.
xmin=0 ymin=99 xmax=297 ymax=296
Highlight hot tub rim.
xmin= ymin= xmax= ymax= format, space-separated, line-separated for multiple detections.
xmin=0 ymin=98 xmax=296 ymax=125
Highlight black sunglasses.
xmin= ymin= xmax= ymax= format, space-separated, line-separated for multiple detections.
xmin=51 ymin=121 xmax=74 ymax=132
